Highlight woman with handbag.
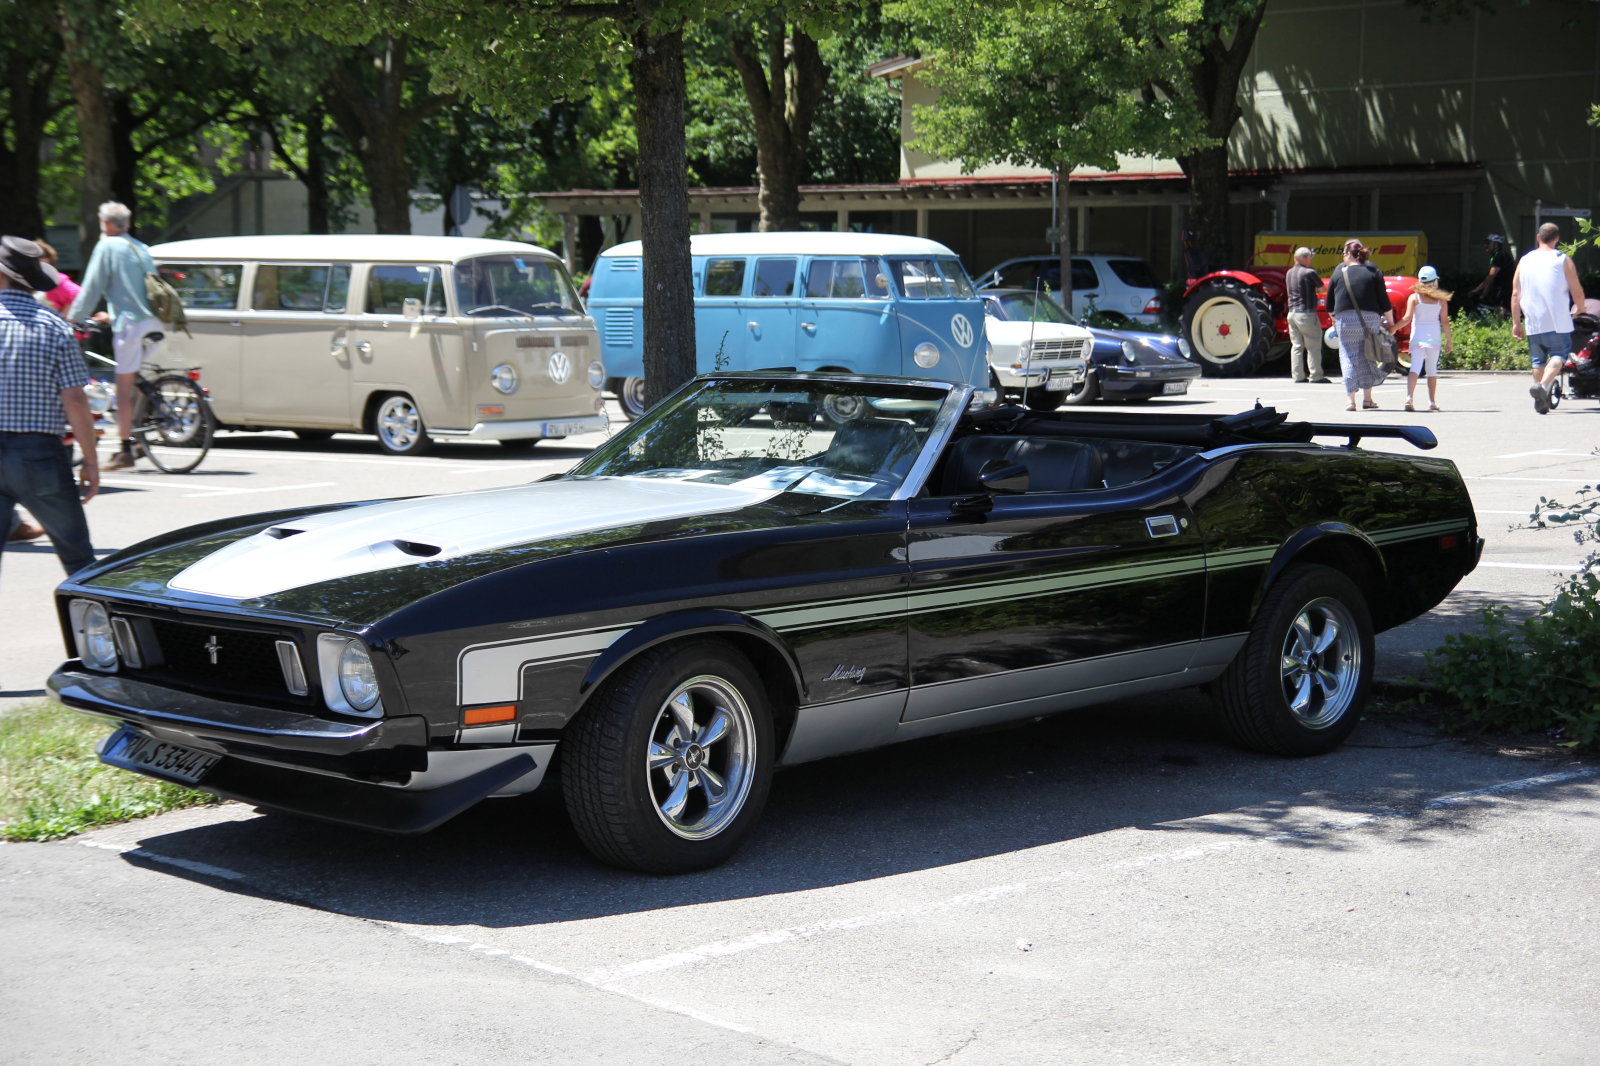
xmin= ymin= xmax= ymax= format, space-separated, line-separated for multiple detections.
xmin=1329 ymin=239 xmax=1397 ymax=410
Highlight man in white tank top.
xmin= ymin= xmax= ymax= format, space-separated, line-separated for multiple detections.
xmin=1513 ymin=222 xmax=1587 ymax=413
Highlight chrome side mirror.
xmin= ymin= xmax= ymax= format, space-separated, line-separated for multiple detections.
xmin=402 ymin=297 xmax=422 ymax=320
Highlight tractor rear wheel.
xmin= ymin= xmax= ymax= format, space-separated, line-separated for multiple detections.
xmin=1181 ymin=279 xmax=1278 ymax=377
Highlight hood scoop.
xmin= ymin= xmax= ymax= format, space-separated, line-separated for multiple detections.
xmin=166 ymin=477 xmax=780 ymax=600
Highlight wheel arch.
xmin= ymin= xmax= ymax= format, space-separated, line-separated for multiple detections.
xmin=1182 ymin=270 xmax=1265 ymax=300
xmin=572 ymin=609 xmax=805 ymax=755
xmin=1255 ymin=524 xmax=1387 ymax=626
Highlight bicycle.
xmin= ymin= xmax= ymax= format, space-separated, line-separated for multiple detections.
xmin=78 ymin=324 xmax=214 ymax=474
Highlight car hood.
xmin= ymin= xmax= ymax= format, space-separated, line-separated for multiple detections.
xmin=165 ymin=477 xmax=781 ymax=600
xmin=1090 ymin=328 xmax=1192 ymax=366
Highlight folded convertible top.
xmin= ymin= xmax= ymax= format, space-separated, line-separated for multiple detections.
xmin=970 ymin=403 xmax=1438 ymax=451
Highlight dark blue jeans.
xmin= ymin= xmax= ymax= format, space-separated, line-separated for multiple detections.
xmin=0 ymin=434 xmax=95 ymax=575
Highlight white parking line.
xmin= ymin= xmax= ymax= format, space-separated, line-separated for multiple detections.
xmin=1469 ymin=476 xmax=1596 ymax=484
xmin=76 ymin=839 xmax=245 ymax=880
xmin=1478 ymin=561 xmax=1586 ymax=571
xmin=182 ymin=481 xmax=337 ymax=499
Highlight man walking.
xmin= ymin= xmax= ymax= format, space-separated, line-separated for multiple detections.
xmin=1472 ymin=233 xmax=1515 ymax=314
xmin=0 ymin=236 xmax=99 ymax=578
xmin=68 ymin=201 xmax=161 ymax=470
xmin=1285 ymin=246 xmax=1329 ymax=383
xmin=1514 ymin=222 xmax=1587 ymax=414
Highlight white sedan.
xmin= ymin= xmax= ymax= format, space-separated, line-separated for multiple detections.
xmin=981 ymin=291 xmax=1093 ymax=410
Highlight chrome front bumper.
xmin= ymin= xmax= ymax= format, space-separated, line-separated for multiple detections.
xmin=993 ymin=364 xmax=1086 ymax=389
xmin=435 ymin=413 xmax=611 ymax=441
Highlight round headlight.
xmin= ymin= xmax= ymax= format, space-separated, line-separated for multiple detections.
xmin=1177 ymin=336 xmax=1192 ymax=359
xmin=1017 ymin=341 xmax=1031 ymax=361
xmin=586 ymin=360 xmax=605 ymax=389
xmin=1121 ymin=341 xmax=1139 ymax=364
xmin=490 ymin=363 xmax=519 ymax=395
xmin=338 ymin=640 xmax=381 ymax=712
xmin=80 ymin=602 xmax=117 ymax=670
xmin=913 ymin=342 xmax=941 ymax=369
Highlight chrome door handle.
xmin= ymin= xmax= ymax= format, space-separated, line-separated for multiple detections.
xmin=355 ymin=341 xmax=372 ymax=354
xmin=330 ymin=340 xmax=348 ymax=347
xmin=801 ymin=322 xmax=816 ymax=330
xmin=228 ymin=320 xmax=242 ymax=326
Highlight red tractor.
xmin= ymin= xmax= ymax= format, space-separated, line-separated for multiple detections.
xmin=1179 ymin=265 xmax=1419 ymax=377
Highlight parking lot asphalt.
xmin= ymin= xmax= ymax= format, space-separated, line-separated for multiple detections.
xmin=3 ymin=375 xmax=1598 ymax=1064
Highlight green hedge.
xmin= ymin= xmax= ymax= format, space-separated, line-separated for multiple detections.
xmin=1437 ymin=316 xmax=1530 ymax=371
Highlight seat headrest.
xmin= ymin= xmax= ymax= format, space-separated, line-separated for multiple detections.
xmin=825 ymin=418 xmax=917 ymax=479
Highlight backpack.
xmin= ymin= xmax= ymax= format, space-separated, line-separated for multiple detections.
xmin=144 ymin=271 xmax=192 ymax=338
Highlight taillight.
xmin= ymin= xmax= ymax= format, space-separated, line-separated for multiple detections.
xmin=187 ymin=369 xmax=201 ymax=381
xmin=1143 ymin=298 xmax=1162 ymax=314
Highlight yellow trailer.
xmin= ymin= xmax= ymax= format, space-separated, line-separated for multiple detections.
xmin=1252 ymin=231 xmax=1427 ymax=277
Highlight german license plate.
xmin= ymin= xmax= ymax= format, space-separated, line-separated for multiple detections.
xmin=101 ymin=728 xmax=217 ymax=785
xmin=1162 ymin=381 xmax=1189 ymax=395
xmin=542 ymin=420 xmax=587 ymax=438
xmin=1044 ymin=373 xmax=1072 ymax=392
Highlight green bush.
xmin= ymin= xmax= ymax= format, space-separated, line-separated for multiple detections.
xmin=0 ymin=701 xmax=217 ymax=841
xmin=1438 ymin=315 xmax=1530 ymax=371
xmin=1423 ymin=489 xmax=1600 ymax=748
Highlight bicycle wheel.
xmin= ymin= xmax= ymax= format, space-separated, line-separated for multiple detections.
xmin=135 ymin=375 xmax=213 ymax=473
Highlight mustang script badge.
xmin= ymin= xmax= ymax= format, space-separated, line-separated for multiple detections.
xmin=825 ymin=664 xmax=866 ymax=683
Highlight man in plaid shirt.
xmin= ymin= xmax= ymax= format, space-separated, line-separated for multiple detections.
xmin=0 ymin=236 xmax=99 ymax=576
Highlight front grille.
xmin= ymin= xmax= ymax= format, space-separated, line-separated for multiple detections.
xmin=138 ymin=618 xmax=300 ymax=701
xmin=1030 ymin=338 xmax=1090 ymax=361
xmin=604 ymin=308 xmax=636 ymax=348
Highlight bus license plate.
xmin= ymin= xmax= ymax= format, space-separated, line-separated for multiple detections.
xmin=542 ymin=421 xmax=587 ymax=438
xmin=101 ymin=729 xmax=217 ymax=785
xmin=1162 ymin=382 xmax=1189 ymax=395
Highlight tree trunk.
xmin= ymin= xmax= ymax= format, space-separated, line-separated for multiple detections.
xmin=1174 ymin=3 xmax=1268 ymax=272
xmin=727 ymin=24 xmax=829 ymax=232
xmin=631 ymin=16 xmax=696 ymax=407
xmin=303 ymin=113 xmax=331 ymax=234
xmin=110 ymin=91 xmax=138 ymax=227
xmin=0 ymin=46 xmax=60 ymax=239
xmin=1057 ymin=168 xmax=1072 ymax=311
xmin=323 ymin=36 xmax=454 ymax=236
xmin=64 ymin=52 xmax=114 ymax=260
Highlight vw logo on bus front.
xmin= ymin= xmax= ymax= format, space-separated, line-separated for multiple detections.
xmin=548 ymin=351 xmax=572 ymax=384
xmin=951 ymin=314 xmax=975 ymax=348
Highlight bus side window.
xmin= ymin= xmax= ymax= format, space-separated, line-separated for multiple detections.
xmin=752 ymin=259 xmax=797 ymax=297
xmin=704 ymin=258 xmax=745 ymax=297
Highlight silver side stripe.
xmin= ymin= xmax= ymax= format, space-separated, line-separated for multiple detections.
xmin=1368 ymin=518 xmax=1469 ymax=545
xmin=457 ymin=627 xmax=631 ymax=706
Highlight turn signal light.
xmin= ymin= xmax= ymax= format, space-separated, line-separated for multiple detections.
xmin=463 ymin=704 xmax=516 ymax=725
xmin=477 ymin=404 xmax=505 ymax=418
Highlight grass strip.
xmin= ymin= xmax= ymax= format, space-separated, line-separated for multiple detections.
xmin=1 ymin=701 xmax=218 ymax=841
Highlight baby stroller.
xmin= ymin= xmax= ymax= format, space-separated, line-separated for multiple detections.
xmin=1551 ymin=312 xmax=1600 ymax=407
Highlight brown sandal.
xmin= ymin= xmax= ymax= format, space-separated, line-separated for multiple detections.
xmin=1362 ymin=401 xmax=1380 ymax=410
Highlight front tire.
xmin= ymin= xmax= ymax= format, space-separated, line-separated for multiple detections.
xmin=1181 ymin=280 xmax=1278 ymax=377
xmin=563 ymin=641 xmax=774 ymax=873
xmin=1213 ymin=564 xmax=1373 ymax=756
xmin=1058 ymin=369 xmax=1100 ymax=406
xmin=615 ymin=377 xmax=647 ymax=421
xmin=371 ymin=393 xmax=431 ymax=456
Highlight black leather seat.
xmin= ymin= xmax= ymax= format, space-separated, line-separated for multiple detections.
xmin=825 ymin=419 xmax=918 ymax=479
xmin=939 ymin=435 xmax=1104 ymax=495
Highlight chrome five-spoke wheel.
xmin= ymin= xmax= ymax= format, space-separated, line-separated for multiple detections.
xmin=563 ymin=641 xmax=774 ymax=873
xmin=374 ymin=394 xmax=429 ymax=455
xmin=1279 ymin=597 xmax=1360 ymax=729
xmin=1215 ymin=563 xmax=1373 ymax=756
xmin=646 ymin=676 xmax=756 ymax=840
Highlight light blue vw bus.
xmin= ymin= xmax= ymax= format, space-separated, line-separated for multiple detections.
xmin=587 ymin=233 xmax=989 ymax=417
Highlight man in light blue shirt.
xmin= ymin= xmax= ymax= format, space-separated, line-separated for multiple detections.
xmin=68 ymin=201 xmax=164 ymax=470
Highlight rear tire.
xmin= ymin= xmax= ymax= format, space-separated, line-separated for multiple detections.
xmin=1181 ymin=279 xmax=1278 ymax=377
xmin=136 ymin=375 xmax=213 ymax=474
xmin=1213 ymin=564 xmax=1373 ymax=756
xmin=371 ymin=393 xmax=431 ymax=456
xmin=563 ymin=640 xmax=774 ymax=873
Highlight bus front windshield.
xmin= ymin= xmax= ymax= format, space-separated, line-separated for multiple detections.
xmin=454 ymin=255 xmax=583 ymax=316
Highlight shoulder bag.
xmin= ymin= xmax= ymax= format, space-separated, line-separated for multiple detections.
xmin=1338 ymin=266 xmax=1398 ymax=367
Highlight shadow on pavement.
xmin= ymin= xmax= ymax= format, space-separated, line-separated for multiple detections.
xmin=209 ymin=432 xmax=602 ymax=463
xmin=104 ymin=688 xmax=1570 ymax=929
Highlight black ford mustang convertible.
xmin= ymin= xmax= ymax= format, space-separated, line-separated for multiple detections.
xmin=52 ymin=372 xmax=1480 ymax=873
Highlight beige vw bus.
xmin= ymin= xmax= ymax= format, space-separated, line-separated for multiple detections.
xmin=148 ymin=235 xmax=606 ymax=455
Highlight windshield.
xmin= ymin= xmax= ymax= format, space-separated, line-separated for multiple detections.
xmin=997 ymin=292 xmax=1077 ymax=324
xmin=570 ymin=378 xmax=951 ymax=501
xmin=454 ymin=255 xmax=582 ymax=316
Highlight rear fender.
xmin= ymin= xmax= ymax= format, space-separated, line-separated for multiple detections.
xmin=1256 ymin=523 xmax=1388 ymax=621
xmin=1182 ymin=270 xmax=1265 ymax=300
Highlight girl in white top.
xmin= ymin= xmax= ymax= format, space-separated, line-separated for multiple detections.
xmin=1395 ymin=266 xmax=1452 ymax=411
